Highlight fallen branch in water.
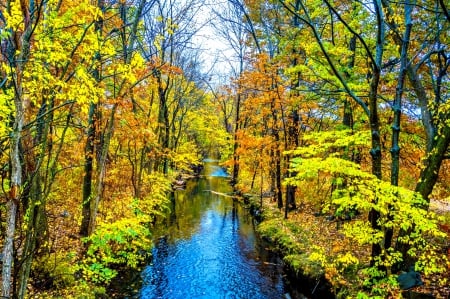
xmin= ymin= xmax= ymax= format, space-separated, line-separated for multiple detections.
xmin=203 ymin=190 xmax=234 ymax=197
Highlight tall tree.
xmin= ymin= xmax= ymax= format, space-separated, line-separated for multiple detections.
xmin=0 ymin=0 xmax=33 ymax=294
xmin=80 ymin=0 xmax=147 ymax=237
xmin=141 ymin=0 xmax=202 ymax=173
xmin=1 ymin=0 xmax=120 ymax=295
xmin=213 ymin=0 xmax=262 ymax=183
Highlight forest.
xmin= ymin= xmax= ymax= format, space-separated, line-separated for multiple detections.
xmin=0 ymin=0 xmax=449 ymax=298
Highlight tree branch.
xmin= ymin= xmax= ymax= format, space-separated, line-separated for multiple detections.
xmin=278 ymin=0 xmax=370 ymax=117
xmin=439 ymin=0 xmax=450 ymax=23
xmin=322 ymin=0 xmax=378 ymax=72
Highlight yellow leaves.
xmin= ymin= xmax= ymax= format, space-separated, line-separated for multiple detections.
xmin=3 ymin=0 xmax=24 ymax=31
xmin=169 ymin=141 xmax=202 ymax=173
xmin=154 ymin=34 xmax=164 ymax=53
xmin=100 ymin=39 xmax=116 ymax=57
xmin=21 ymin=0 xmax=108 ymax=111
xmin=66 ymin=66 xmax=101 ymax=114
xmin=104 ymin=52 xmax=146 ymax=95
xmin=336 ymin=252 xmax=359 ymax=269
xmin=385 ymin=6 xmax=404 ymax=26
xmin=342 ymin=220 xmax=382 ymax=245
xmin=127 ymin=53 xmax=146 ymax=81
xmin=309 ymin=246 xmax=328 ymax=267
xmin=17 ymin=0 xmax=123 ymax=115
xmin=35 ymin=0 xmax=107 ymax=65
xmin=69 ymin=0 xmax=103 ymax=24
xmin=286 ymin=127 xmax=448 ymax=288
xmin=0 ymin=87 xmax=14 ymax=137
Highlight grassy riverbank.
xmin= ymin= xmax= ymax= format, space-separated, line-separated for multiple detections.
xmin=244 ymin=196 xmax=450 ymax=299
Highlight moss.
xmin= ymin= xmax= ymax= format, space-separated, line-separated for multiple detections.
xmin=284 ymin=253 xmax=324 ymax=278
xmin=257 ymin=218 xmax=311 ymax=261
xmin=31 ymin=252 xmax=106 ymax=298
xmin=32 ymin=252 xmax=78 ymax=289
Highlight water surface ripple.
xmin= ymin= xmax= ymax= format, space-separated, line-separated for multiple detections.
xmin=139 ymin=163 xmax=285 ymax=299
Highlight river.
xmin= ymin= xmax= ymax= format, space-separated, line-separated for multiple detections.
xmin=138 ymin=161 xmax=289 ymax=299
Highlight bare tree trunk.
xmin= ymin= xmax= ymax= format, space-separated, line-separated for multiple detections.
xmin=232 ymin=93 xmax=241 ymax=185
xmin=2 ymin=0 xmax=34 ymax=294
xmin=285 ymin=110 xmax=300 ymax=218
xmin=271 ymin=104 xmax=283 ymax=209
xmin=2 ymin=66 xmax=25 ymax=299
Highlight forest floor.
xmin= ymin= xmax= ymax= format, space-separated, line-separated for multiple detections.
xmin=252 ymin=196 xmax=450 ymax=299
xmin=431 ymin=199 xmax=450 ymax=213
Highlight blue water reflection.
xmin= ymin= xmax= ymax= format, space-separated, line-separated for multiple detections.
xmin=208 ymin=166 xmax=229 ymax=177
xmin=139 ymin=163 xmax=285 ymax=299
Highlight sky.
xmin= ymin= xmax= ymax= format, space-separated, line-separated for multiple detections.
xmin=191 ymin=0 xmax=238 ymax=82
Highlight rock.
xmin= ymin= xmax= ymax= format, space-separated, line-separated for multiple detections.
xmin=398 ymin=270 xmax=423 ymax=290
xmin=325 ymin=215 xmax=335 ymax=221
xmin=60 ymin=210 xmax=70 ymax=217
xmin=172 ymin=178 xmax=186 ymax=190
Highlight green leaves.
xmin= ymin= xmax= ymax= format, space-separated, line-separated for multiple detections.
xmin=285 ymin=130 xmax=449 ymax=296
xmin=81 ymin=217 xmax=153 ymax=284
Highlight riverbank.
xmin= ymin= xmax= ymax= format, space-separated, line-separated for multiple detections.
xmin=239 ymin=195 xmax=450 ymax=299
xmin=242 ymin=196 xmax=335 ymax=298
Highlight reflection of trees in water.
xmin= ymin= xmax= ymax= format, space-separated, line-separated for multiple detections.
xmin=156 ymin=174 xmax=233 ymax=242
xmin=169 ymin=192 xmax=176 ymax=227
xmin=232 ymin=200 xmax=238 ymax=233
xmin=140 ymin=168 xmax=286 ymax=298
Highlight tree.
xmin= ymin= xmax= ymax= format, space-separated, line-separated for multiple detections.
xmin=276 ymin=0 xmax=449 ymax=279
xmin=1 ymin=0 xmax=118 ymax=295
xmin=212 ymin=0 xmax=263 ymax=184
xmin=80 ymin=0 xmax=147 ymax=238
xmin=140 ymin=0 xmax=203 ymax=173
xmin=0 ymin=1 xmax=33 ymax=295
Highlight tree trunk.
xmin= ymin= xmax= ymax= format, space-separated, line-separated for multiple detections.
xmin=407 ymin=64 xmax=450 ymax=203
xmin=367 ymin=0 xmax=385 ymax=266
xmin=385 ymin=0 xmax=413 ymax=254
xmin=17 ymin=98 xmax=53 ymax=298
xmin=156 ymin=73 xmax=170 ymax=174
xmin=90 ymin=104 xmax=117 ymax=235
xmin=232 ymin=93 xmax=241 ymax=185
xmin=415 ymin=126 xmax=450 ymax=203
xmin=80 ymin=0 xmax=105 ymax=237
xmin=2 ymin=70 xmax=25 ymax=299
xmin=2 ymin=199 xmax=18 ymax=298
xmin=80 ymin=102 xmax=97 ymax=237
xmin=285 ymin=110 xmax=300 ymax=218
xmin=271 ymin=106 xmax=283 ymax=209
xmin=2 ymin=0 xmax=33 ymax=292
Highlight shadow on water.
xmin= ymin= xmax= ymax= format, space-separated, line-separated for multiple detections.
xmin=137 ymin=161 xmax=288 ymax=299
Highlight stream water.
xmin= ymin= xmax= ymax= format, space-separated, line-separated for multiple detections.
xmin=138 ymin=161 xmax=288 ymax=299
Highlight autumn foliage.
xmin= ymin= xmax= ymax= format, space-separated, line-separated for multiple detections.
xmin=0 ymin=0 xmax=449 ymax=298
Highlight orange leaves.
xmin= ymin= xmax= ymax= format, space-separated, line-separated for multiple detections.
xmin=238 ymin=53 xmax=286 ymax=127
